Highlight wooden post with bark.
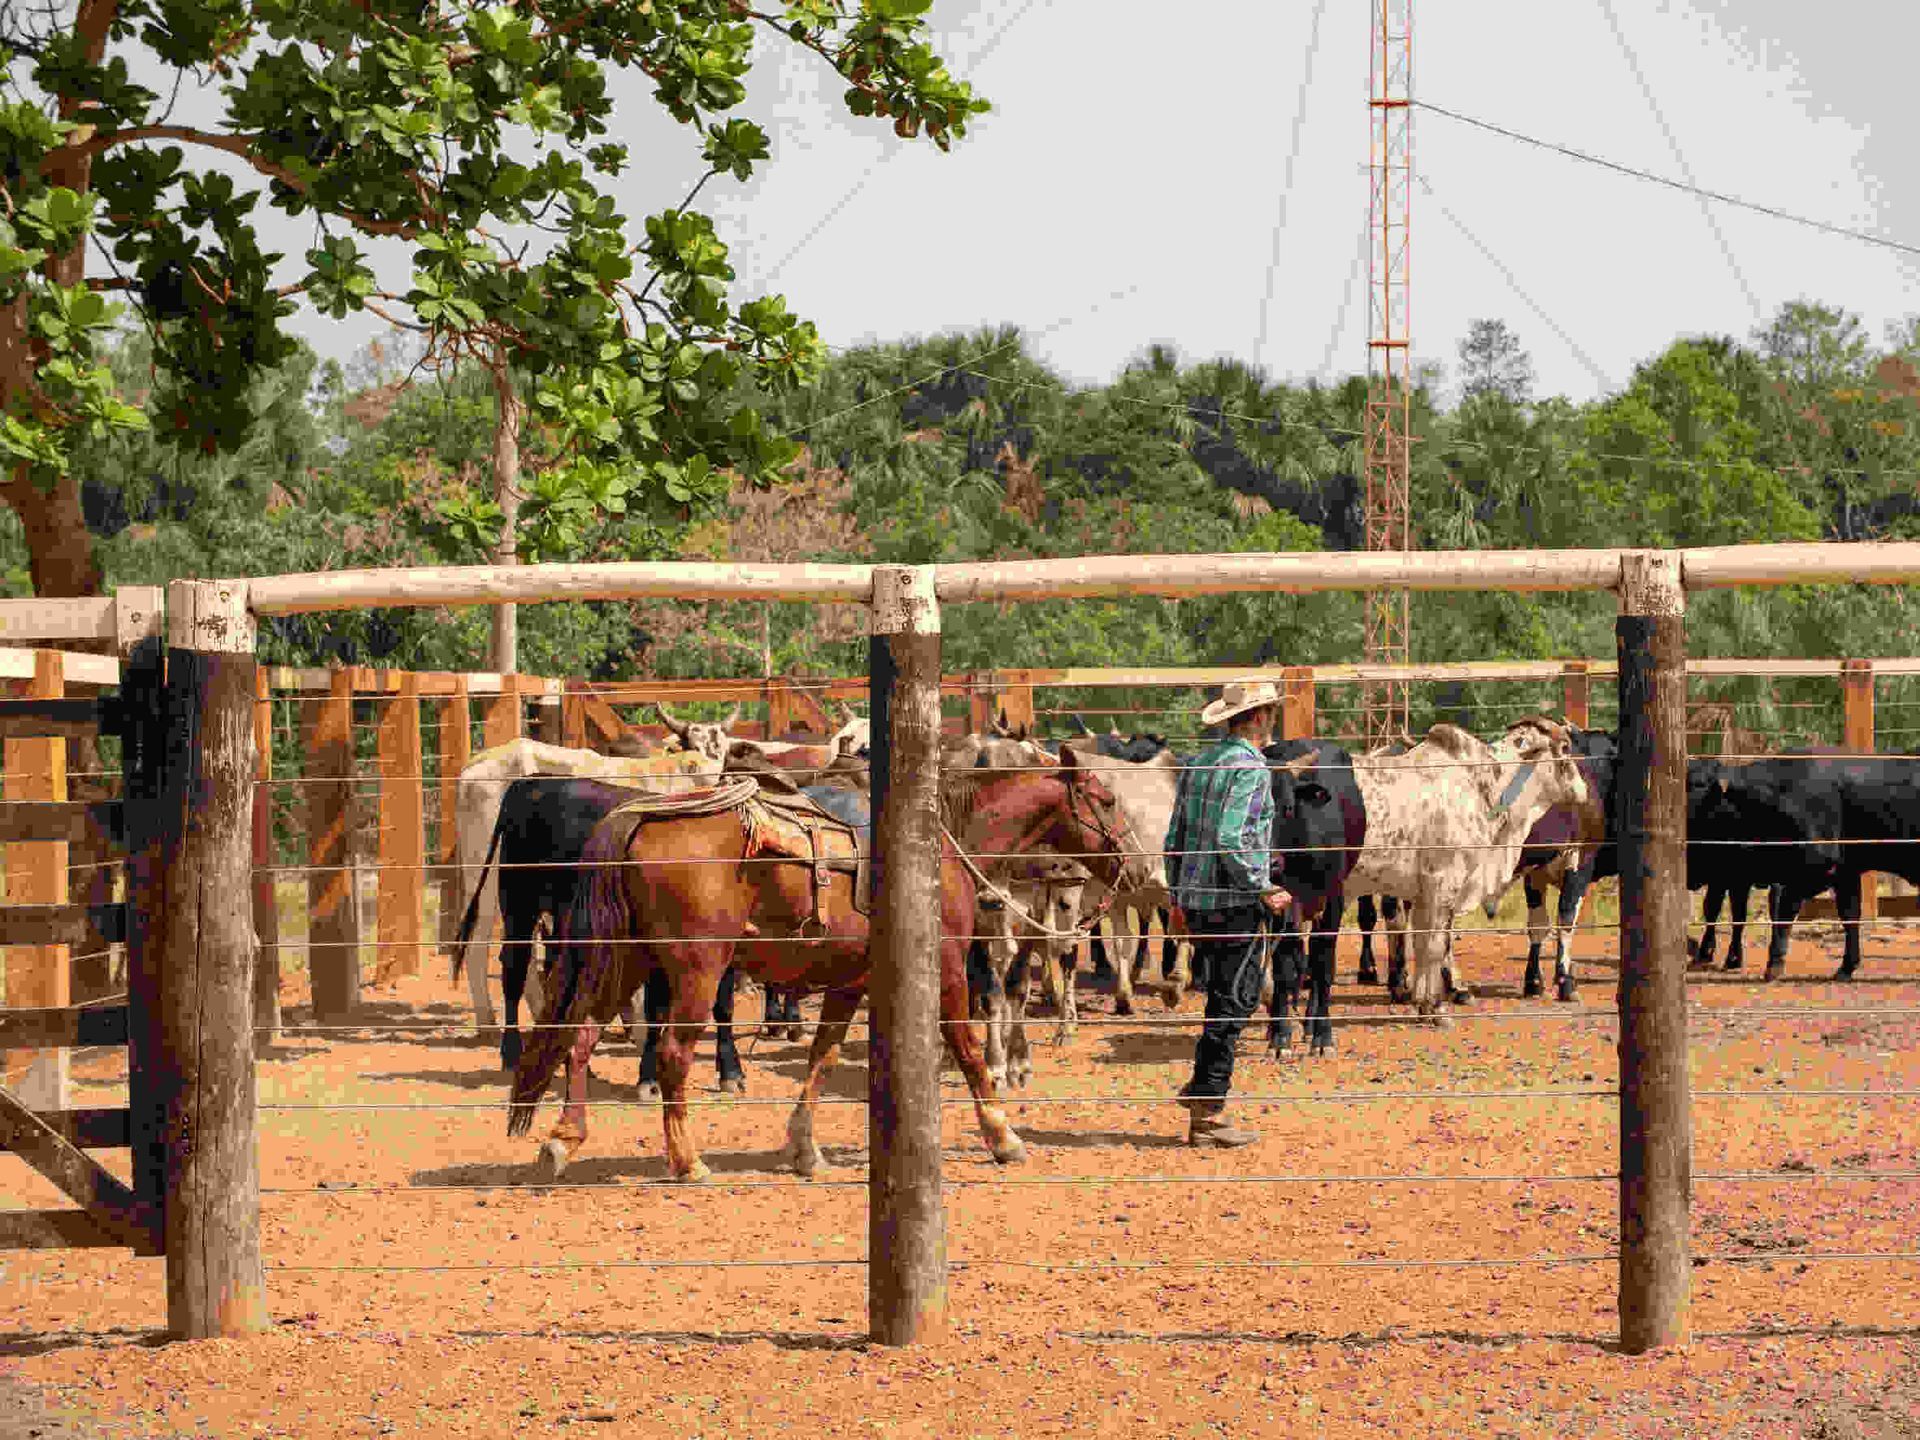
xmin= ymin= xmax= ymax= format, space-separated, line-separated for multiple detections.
xmin=305 ymin=669 xmax=359 ymax=1022
xmin=483 ymin=676 xmax=522 ymax=750
xmin=251 ymin=670 xmax=280 ymax=1047
xmin=3 ymin=650 xmax=68 ymax=1109
xmin=153 ymin=580 xmax=265 ymax=1338
xmin=1842 ymin=658 xmax=1878 ymax=927
xmin=1615 ymin=551 xmax=1691 ymax=1353
xmin=376 ymin=672 xmax=424 ymax=984
xmin=867 ymin=564 xmax=947 ymax=1345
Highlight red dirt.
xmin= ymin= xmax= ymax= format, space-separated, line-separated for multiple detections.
xmin=5 ymin=920 xmax=1920 ymax=1437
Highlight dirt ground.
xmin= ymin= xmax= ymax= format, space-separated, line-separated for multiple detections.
xmin=4 ymin=911 xmax=1920 ymax=1438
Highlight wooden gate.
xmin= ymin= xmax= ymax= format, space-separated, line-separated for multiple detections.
xmin=0 ymin=590 xmax=162 ymax=1252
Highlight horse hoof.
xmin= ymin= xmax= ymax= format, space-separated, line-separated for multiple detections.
xmin=1161 ymin=984 xmax=1186 ymax=1011
xmin=673 ymin=1160 xmax=711 ymax=1184
xmin=1724 ymin=957 xmax=1744 ymax=972
xmin=1449 ymin=987 xmax=1475 ymax=1006
xmin=991 ymin=1136 xmax=1028 ymax=1166
xmin=638 ymin=1081 xmax=661 ymax=1101
xmin=718 ymin=1075 xmax=747 ymax=1095
xmin=1428 ymin=1012 xmax=1454 ymax=1030
xmin=1357 ymin=966 xmax=1380 ymax=988
xmin=537 ymin=1138 xmax=571 ymax=1181
xmin=786 ymin=1025 xmax=806 ymax=1043
xmin=1389 ymin=988 xmax=1412 ymax=1006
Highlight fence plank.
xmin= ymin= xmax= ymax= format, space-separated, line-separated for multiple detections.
xmin=0 ymin=906 xmax=125 ymax=947
xmin=305 ymin=669 xmax=359 ymax=1022
xmin=482 ymin=676 xmax=522 ymax=749
xmin=1562 ymin=660 xmax=1592 ymax=728
xmin=376 ymin=673 xmax=424 ymax=984
xmin=0 ymin=802 xmax=121 ymax=846
xmin=0 ymin=1004 xmax=127 ymax=1048
xmin=1842 ymin=659 xmax=1878 ymax=926
xmin=0 ymin=1209 xmax=124 ymax=1250
xmin=0 ymin=598 xmax=118 ymax=645
xmin=1281 ymin=666 xmax=1316 ymax=741
xmin=3 ymin=651 xmax=69 ymax=1110
xmin=0 ymin=1085 xmax=146 ymax=1245
xmin=1616 ymin=552 xmax=1691 ymax=1354
xmin=437 ymin=681 xmax=474 ymax=979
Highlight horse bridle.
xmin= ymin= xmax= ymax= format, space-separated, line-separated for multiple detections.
xmin=950 ymin=771 xmax=1140 ymax=940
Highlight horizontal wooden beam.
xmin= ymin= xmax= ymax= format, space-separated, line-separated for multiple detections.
xmin=0 ymin=598 xmax=117 ymax=645
xmin=0 ymin=1208 xmax=124 ymax=1250
xmin=0 ymin=801 xmax=122 ymax=846
xmin=16 ymin=1107 xmax=128 ymax=1149
xmin=0 ymin=904 xmax=126 ymax=948
xmin=0 ymin=648 xmax=119 ymax=687
xmin=0 ymin=1004 xmax=128 ymax=1048
xmin=248 ymin=561 xmax=876 ymax=615
xmin=0 ymin=698 xmax=111 ymax=741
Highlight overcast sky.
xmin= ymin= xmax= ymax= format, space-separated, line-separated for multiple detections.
xmin=272 ymin=0 xmax=1920 ymax=405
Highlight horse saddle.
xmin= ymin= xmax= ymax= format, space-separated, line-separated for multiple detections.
xmin=745 ymin=785 xmax=873 ymax=922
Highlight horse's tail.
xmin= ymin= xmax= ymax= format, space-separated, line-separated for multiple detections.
xmin=507 ymin=817 xmax=636 ymax=1136
xmin=450 ymin=810 xmax=507 ymax=981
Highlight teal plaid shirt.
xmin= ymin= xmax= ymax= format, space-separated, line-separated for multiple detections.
xmin=1164 ymin=736 xmax=1272 ymax=912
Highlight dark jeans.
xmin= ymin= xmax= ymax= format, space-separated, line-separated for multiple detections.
xmin=1184 ymin=906 xmax=1268 ymax=1099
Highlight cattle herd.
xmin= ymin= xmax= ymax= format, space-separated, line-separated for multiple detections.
xmin=442 ymin=700 xmax=1920 ymax=1174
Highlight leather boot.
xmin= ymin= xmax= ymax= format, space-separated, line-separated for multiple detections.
xmin=1183 ymin=1095 xmax=1259 ymax=1148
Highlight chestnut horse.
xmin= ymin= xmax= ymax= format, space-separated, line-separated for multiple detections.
xmin=508 ymin=754 xmax=1147 ymax=1181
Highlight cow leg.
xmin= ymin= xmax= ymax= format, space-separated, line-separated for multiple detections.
xmin=1409 ymin=897 xmax=1450 ymax=1022
xmin=781 ymin=987 xmax=862 ymax=1177
xmin=1836 ymin=875 xmax=1865 ymax=981
xmin=713 ymin=964 xmax=746 ymax=1094
xmin=1108 ymin=915 xmax=1141 ymax=1016
xmin=1553 ymin=868 xmax=1592 ymax=1004
xmin=1384 ymin=897 xmax=1412 ymax=1004
xmin=1521 ymin=878 xmax=1549 ymax=999
xmin=637 ymin=964 xmax=668 ymax=1100
xmin=1764 ymin=887 xmax=1805 ymax=982
xmin=1307 ymin=896 xmax=1343 ymax=1055
xmin=1691 ymin=883 xmax=1724 ymax=971
xmin=1356 ymin=894 xmax=1381 ymax=987
xmin=536 ymin=1017 xmax=604 ymax=1180
xmin=498 ymin=909 xmax=539 ymax=1072
xmin=1443 ymin=918 xmax=1472 ymax=1004
xmin=1007 ymin=950 xmax=1035 ymax=1090
xmin=1727 ymin=885 xmax=1752 ymax=972
xmin=657 ymin=961 xmax=725 ymax=1183
xmin=1268 ymin=919 xmax=1302 ymax=1059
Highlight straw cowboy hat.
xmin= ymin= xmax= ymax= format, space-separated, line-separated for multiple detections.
xmin=1200 ymin=677 xmax=1281 ymax=728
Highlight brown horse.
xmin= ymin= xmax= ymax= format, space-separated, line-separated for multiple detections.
xmin=508 ymin=754 xmax=1147 ymax=1182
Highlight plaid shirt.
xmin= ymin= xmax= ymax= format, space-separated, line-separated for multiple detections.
xmin=1164 ymin=736 xmax=1272 ymax=913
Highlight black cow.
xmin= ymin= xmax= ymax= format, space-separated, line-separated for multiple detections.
xmin=455 ymin=777 xmax=747 ymax=1091
xmin=1684 ymin=750 xmax=1918 ymax=981
xmin=1511 ymin=728 xmax=1620 ymax=1002
xmin=1263 ymin=737 xmax=1367 ymax=1057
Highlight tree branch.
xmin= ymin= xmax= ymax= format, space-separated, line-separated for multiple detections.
xmin=64 ymin=124 xmax=428 ymax=239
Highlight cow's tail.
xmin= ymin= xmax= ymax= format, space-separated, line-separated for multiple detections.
xmin=507 ymin=819 xmax=636 ymax=1136
xmin=451 ymin=815 xmax=507 ymax=981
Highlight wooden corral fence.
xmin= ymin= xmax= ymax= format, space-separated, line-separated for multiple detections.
xmin=252 ymin=649 xmax=1909 ymax=1026
xmin=13 ymin=543 xmax=1920 ymax=1349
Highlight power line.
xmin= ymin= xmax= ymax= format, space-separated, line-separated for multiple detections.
xmin=760 ymin=0 xmax=1038 ymax=287
xmin=1414 ymin=99 xmax=1920 ymax=260
xmin=1257 ymin=0 xmax=1331 ymax=368
xmin=1593 ymin=0 xmax=1762 ymax=318
xmin=1318 ymin=214 xmax=1369 ymax=382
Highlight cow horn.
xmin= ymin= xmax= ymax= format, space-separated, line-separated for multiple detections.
xmin=1278 ymin=749 xmax=1319 ymax=775
xmin=835 ymin=701 xmax=855 ymax=728
xmin=654 ymin=702 xmax=691 ymax=740
xmin=1070 ymin=715 xmax=1093 ymax=735
xmin=722 ymin=704 xmax=741 ymax=731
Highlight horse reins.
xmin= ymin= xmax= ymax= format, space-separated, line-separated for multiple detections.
xmin=944 ymin=775 xmax=1142 ymax=943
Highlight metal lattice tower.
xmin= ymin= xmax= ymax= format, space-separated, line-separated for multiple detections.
xmin=1362 ymin=0 xmax=1413 ymax=748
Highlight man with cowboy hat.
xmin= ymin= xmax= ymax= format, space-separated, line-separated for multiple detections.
xmin=1164 ymin=677 xmax=1293 ymax=1147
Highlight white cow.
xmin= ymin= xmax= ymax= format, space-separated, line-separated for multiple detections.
xmin=451 ymin=710 xmax=734 ymax=1027
xmin=1334 ymin=718 xmax=1594 ymax=1017
xmin=973 ymin=854 xmax=1093 ymax=1089
xmin=1059 ymin=741 xmax=1187 ymax=1015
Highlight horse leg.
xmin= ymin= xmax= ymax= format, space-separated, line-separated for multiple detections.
xmin=1356 ymin=893 xmax=1381 ymax=986
xmin=713 ymin=964 xmax=746 ymax=1095
xmin=939 ymin=940 xmax=1025 ymax=1165
xmin=1107 ymin=915 xmax=1139 ymax=1016
xmin=1553 ymin=867 xmax=1591 ymax=1003
xmin=781 ymin=987 xmax=861 ymax=1177
xmin=637 ymin=964 xmax=668 ymax=1101
xmin=1521 ymin=878 xmax=1548 ymax=999
xmin=657 ymin=959 xmax=725 ymax=1183
xmin=1048 ymin=938 xmax=1079 ymax=1047
xmin=971 ymin=932 xmax=1012 ymax=1092
xmin=537 ymin=1017 xmax=604 ymax=1180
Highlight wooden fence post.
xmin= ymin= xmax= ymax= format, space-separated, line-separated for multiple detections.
xmin=436 ymin=679 xmax=490 ymax=1027
xmin=306 ymin=669 xmax=359 ymax=1022
xmin=1562 ymin=660 xmax=1592 ymax=729
xmin=156 ymin=579 xmax=265 ymax=1338
xmin=561 ymin=685 xmax=589 ymax=749
xmin=966 ymin=672 xmax=994 ymax=735
xmin=868 ymin=564 xmax=946 ymax=1345
xmin=483 ymin=675 xmax=522 ymax=749
xmin=998 ymin=670 xmax=1036 ymax=733
xmin=1616 ymin=551 xmax=1691 ymax=1353
xmin=4 ymin=650 xmax=68 ymax=1110
xmin=251 ymin=670 xmax=280 ymax=1048
xmin=376 ymin=672 xmax=423 ymax=984
xmin=533 ymin=685 xmax=562 ymax=745
xmin=1281 ymin=665 xmax=1316 ymax=741
xmin=767 ymin=679 xmax=794 ymax=739
xmin=1842 ymin=659 xmax=1878 ymax=928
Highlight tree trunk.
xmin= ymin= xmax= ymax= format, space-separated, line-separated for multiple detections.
xmin=488 ymin=361 xmax=524 ymax=673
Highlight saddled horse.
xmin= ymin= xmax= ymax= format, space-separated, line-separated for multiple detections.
xmin=509 ymin=755 xmax=1146 ymax=1181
